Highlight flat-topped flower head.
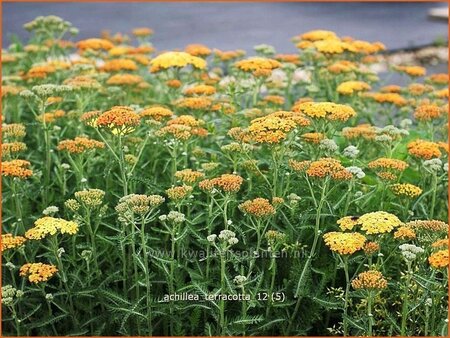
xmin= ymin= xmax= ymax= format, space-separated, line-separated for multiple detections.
xmin=337 ymin=81 xmax=371 ymax=95
xmin=406 ymin=220 xmax=448 ymax=233
xmin=185 ymin=44 xmax=211 ymax=57
xmin=235 ymin=57 xmax=281 ymax=76
xmin=248 ymin=116 xmax=297 ymax=144
xmin=428 ymin=250 xmax=449 ymax=269
xmin=101 ymin=58 xmax=138 ymax=72
xmin=368 ymin=158 xmax=408 ymax=171
xmin=351 ymin=270 xmax=388 ymax=290
xmin=166 ymin=185 xmax=193 ymax=201
xmin=57 ymin=137 xmax=105 ymax=154
xmin=20 ymin=263 xmax=58 ymax=283
xmin=393 ymin=226 xmax=416 ymax=240
xmin=74 ymin=189 xmax=106 ymax=208
xmin=414 ymin=104 xmax=442 ymax=121
xmin=293 ymin=101 xmax=356 ymax=122
xmin=211 ymin=174 xmax=244 ymax=193
xmin=323 ymin=231 xmax=366 ymax=255
xmin=1 ymin=234 xmax=27 ymax=251
xmin=395 ymin=65 xmax=426 ymax=77
xmin=96 ymin=106 xmax=140 ymax=135
xmin=175 ymin=97 xmax=213 ymax=110
xmin=407 ymin=139 xmax=442 ymax=159
xmin=239 ymin=198 xmax=276 ymax=218
xmin=106 ymin=74 xmax=144 ymax=86
xmin=175 ymin=169 xmax=205 ymax=184
xmin=77 ymin=38 xmax=114 ymax=51
xmin=304 ymin=158 xmax=352 ymax=180
xmin=184 ymin=84 xmax=216 ymax=96
xmin=116 ymin=194 xmax=165 ymax=217
xmin=337 ymin=216 xmax=360 ymax=231
xmin=25 ymin=217 xmax=79 ymax=240
xmin=1 ymin=159 xmax=33 ymax=179
xmin=390 ymin=183 xmax=422 ymax=198
xmin=140 ymin=106 xmax=174 ymax=121
xmin=149 ymin=51 xmax=207 ymax=72
xmin=358 ymin=211 xmax=402 ymax=235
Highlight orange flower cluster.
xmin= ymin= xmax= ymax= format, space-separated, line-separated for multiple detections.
xmin=414 ymin=104 xmax=442 ymax=121
xmin=368 ymin=158 xmax=408 ymax=171
xmin=20 ymin=263 xmax=58 ymax=283
xmin=1 ymin=159 xmax=33 ymax=179
xmin=351 ymin=270 xmax=388 ymax=290
xmin=1 ymin=234 xmax=27 ymax=251
xmin=239 ymin=198 xmax=276 ymax=218
xmin=210 ymin=174 xmax=244 ymax=193
xmin=106 ymin=74 xmax=145 ymax=86
xmin=185 ymin=44 xmax=212 ymax=57
xmin=176 ymin=97 xmax=213 ymax=110
xmin=304 ymin=158 xmax=352 ymax=180
xmin=342 ymin=124 xmax=376 ymax=140
xmin=57 ymin=137 xmax=105 ymax=154
xmin=407 ymin=139 xmax=442 ymax=159
xmin=96 ymin=106 xmax=141 ymax=135
xmin=184 ymin=85 xmax=216 ymax=96
xmin=428 ymin=250 xmax=449 ymax=269
xmin=301 ymin=132 xmax=325 ymax=144
xmin=26 ymin=65 xmax=56 ymax=79
xmin=64 ymin=75 xmax=101 ymax=89
xmin=140 ymin=106 xmax=174 ymax=121
xmin=395 ymin=65 xmax=426 ymax=77
xmin=364 ymin=92 xmax=407 ymax=106
xmin=393 ymin=226 xmax=416 ymax=240
xmin=2 ymin=142 xmax=27 ymax=156
xmin=77 ymin=38 xmax=114 ymax=51
xmin=101 ymin=58 xmax=138 ymax=72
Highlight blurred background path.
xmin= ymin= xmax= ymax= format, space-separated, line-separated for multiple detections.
xmin=3 ymin=2 xmax=448 ymax=53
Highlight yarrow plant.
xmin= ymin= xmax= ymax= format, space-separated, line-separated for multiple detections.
xmin=1 ymin=17 xmax=448 ymax=337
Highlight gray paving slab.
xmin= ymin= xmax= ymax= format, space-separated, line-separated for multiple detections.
xmin=2 ymin=2 xmax=448 ymax=53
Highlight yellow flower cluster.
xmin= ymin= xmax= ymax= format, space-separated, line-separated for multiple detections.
xmin=293 ymin=101 xmax=356 ymax=122
xmin=351 ymin=270 xmax=388 ymax=290
xmin=25 ymin=217 xmax=79 ymax=240
xmin=235 ymin=57 xmax=281 ymax=77
xmin=323 ymin=231 xmax=366 ymax=255
xmin=166 ymin=185 xmax=193 ymax=201
xmin=20 ymin=263 xmax=58 ymax=283
xmin=357 ymin=211 xmax=402 ymax=235
xmin=149 ymin=51 xmax=207 ymax=72
xmin=395 ymin=65 xmax=426 ymax=77
xmin=337 ymin=81 xmax=371 ymax=95
xmin=175 ymin=169 xmax=205 ymax=184
xmin=106 ymin=74 xmax=145 ymax=86
xmin=247 ymin=116 xmax=297 ymax=144
xmin=176 ymin=97 xmax=213 ymax=110
xmin=337 ymin=216 xmax=360 ymax=231
xmin=390 ymin=183 xmax=422 ymax=198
